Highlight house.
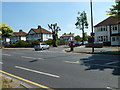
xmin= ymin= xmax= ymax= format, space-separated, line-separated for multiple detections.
xmin=27 ymin=25 xmax=52 ymax=42
xmin=94 ymin=16 xmax=120 ymax=46
xmin=10 ymin=30 xmax=27 ymax=43
xmin=60 ymin=32 xmax=74 ymax=41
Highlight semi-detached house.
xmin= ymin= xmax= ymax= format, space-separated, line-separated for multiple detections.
xmin=27 ymin=25 xmax=52 ymax=42
xmin=94 ymin=16 xmax=120 ymax=46
xmin=10 ymin=30 xmax=27 ymax=43
xmin=60 ymin=33 xmax=74 ymax=41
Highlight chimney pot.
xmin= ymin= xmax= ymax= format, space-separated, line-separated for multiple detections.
xmin=38 ymin=25 xmax=41 ymax=29
xmin=19 ymin=30 xmax=22 ymax=32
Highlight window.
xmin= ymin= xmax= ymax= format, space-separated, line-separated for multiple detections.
xmin=97 ymin=26 xmax=107 ymax=32
xmin=98 ymin=36 xmax=108 ymax=42
xmin=112 ymin=25 xmax=118 ymax=31
xmin=49 ymin=34 xmax=51 ymax=37
xmin=106 ymin=36 xmax=108 ymax=41
xmin=112 ymin=37 xmax=116 ymax=41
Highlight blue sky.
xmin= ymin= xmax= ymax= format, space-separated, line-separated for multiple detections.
xmin=2 ymin=1 xmax=115 ymax=37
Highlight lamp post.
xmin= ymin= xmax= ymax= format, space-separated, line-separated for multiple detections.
xmin=90 ymin=0 xmax=94 ymax=53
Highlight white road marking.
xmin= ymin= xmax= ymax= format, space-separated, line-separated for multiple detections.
xmin=15 ymin=66 xmax=60 ymax=78
xmin=0 ymin=62 xmax=3 ymax=64
xmin=2 ymin=54 xmax=11 ymax=56
xmin=105 ymin=61 xmax=119 ymax=65
xmin=13 ymin=52 xmax=23 ymax=55
xmin=21 ymin=56 xmax=36 ymax=59
xmin=64 ymin=61 xmax=80 ymax=64
xmin=21 ymin=56 xmax=44 ymax=60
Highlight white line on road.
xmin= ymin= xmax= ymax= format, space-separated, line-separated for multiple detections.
xmin=21 ymin=56 xmax=36 ymax=59
xmin=0 ymin=62 xmax=3 ymax=64
xmin=15 ymin=66 xmax=60 ymax=78
xmin=64 ymin=61 xmax=80 ymax=64
xmin=21 ymin=56 xmax=44 ymax=60
xmin=2 ymin=54 xmax=11 ymax=56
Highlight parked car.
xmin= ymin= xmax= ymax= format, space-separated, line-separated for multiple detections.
xmin=34 ymin=43 xmax=50 ymax=51
xmin=69 ymin=41 xmax=86 ymax=47
xmin=74 ymin=41 xmax=82 ymax=47
xmin=85 ymin=42 xmax=103 ymax=48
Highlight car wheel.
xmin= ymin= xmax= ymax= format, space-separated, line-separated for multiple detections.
xmin=35 ymin=49 xmax=37 ymax=51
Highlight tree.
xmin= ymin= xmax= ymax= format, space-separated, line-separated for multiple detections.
xmin=74 ymin=35 xmax=81 ymax=41
xmin=48 ymin=23 xmax=61 ymax=47
xmin=107 ymin=1 xmax=120 ymax=17
xmin=84 ymin=32 xmax=88 ymax=41
xmin=75 ymin=11 xmax=88 ymax=45
xmin=0 ymin=23 xmax=13 ymax=38
xmin=0 ymin=23 xmax=13 ymax=45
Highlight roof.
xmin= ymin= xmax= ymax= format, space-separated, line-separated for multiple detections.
xmin=29 ymin=26 xmax=52 ymax=34
xmin=13 ymin=30 xmax=27 ymax=36
xmin=61 ymin=33 xmax=74 ymax=37
xmin=94 ymin=16 xmax=120 ymax=27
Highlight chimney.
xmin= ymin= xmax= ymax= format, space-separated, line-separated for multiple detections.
xmin=38 ymin=25 xmax=41 ymax=29
xmin=19 ymin=30 xmax=23 ymax=32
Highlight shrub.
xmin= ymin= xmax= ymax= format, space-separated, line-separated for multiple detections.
xmin=43 ymin=39 xmax=53 ymax=45
xmin=15 ymin=40 xmax=28 ymax=47
xmin=32 ymin=40 xmax=40 ymax=45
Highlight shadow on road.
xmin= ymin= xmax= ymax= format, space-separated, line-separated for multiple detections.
xmin=29 ymin=60 xmax=38 ymax=63
xmin=80 ymin=54 xmax=120 ymax=76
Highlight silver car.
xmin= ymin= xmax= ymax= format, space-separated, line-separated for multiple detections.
xmin=34 ymin=43 xmax=50 ymax=51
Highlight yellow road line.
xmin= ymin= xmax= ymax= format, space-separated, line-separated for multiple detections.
xmin=0 ymin=70 xmax=53 ymax=90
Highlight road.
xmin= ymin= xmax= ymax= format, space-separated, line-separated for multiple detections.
xmin=1 ymin=46 xmax=120 ymax=89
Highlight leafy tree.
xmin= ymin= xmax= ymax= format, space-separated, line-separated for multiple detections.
xmin=74 ymin=35 xmax=82 ymax=41
xmin=75 ymin=11 xmax=88 ymax=45
xmin=0 ymin=23 xmax=13 ymax=45
xmin=48 ymin=23 xmax=61 ymax=47
xmin=84 ymin=32 xmax=88 ymax=41
xmin=107 ymin=1 xmax=120 ymax=17
xmin=0 ymin=23 xmax=13 ymax=38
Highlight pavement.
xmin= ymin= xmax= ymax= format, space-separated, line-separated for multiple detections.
xmin=65 ymin=46 xmax=120 ymax=55
xmin=0 ymin=73 xmax=33 ymax=89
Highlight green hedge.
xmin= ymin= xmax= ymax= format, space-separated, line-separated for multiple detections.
xmin=5 ymin=39 xmax=53 ymax=48
xmin=5 ymin=40 xmax=33 ymax=48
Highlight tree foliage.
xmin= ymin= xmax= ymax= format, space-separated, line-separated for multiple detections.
xmin=48 ymin=23 xmax=61 ymax=47
xmin=0 ymin=23 xmax=13 ymax=38
xmin=74 ymin=35 xmax=81 ymax=41
xmin=107 ymin=1 xmax=120 ymax=17
xmin=75 ymin=11 xmax=88 ymax=44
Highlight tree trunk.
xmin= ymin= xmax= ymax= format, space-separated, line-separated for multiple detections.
xmin=82 ymin=24 xmax=85 ymax=45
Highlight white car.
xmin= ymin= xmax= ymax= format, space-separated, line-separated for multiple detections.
xmin=34 ymin=43 xmax=50 ymax=51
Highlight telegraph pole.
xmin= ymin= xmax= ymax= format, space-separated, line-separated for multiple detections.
xmin=90 ymin=0 xmax=94 ymax=53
